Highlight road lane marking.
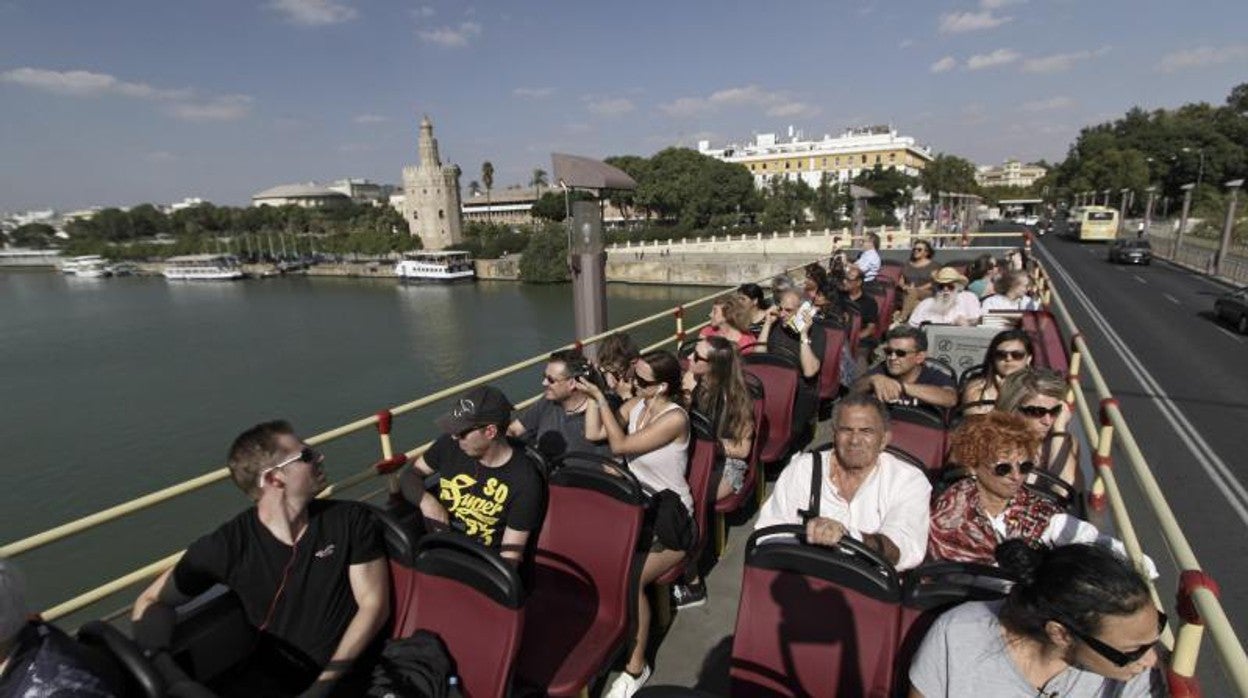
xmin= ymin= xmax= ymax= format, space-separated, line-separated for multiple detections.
xmin=1214 ymin=325 xmax=1247 ymax=344
xmin=1133 ymin=275 xmax=1147 ymax=284
xmin=1163 ymin=294 xmax=1181 ymax=305
xmin=1037 ymin=243 xmax=1248 ymax=527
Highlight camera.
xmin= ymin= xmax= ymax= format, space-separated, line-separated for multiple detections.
xmin=569 ymin=358 xmax=611 ymax=394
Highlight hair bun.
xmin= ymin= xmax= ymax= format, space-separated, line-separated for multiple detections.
xmin=996 ymin=539 xmax=1044 ymax=585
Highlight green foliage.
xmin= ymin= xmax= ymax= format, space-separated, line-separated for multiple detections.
xmin=462 ymin=221 xmax=529 ymax=258
xmin=633 ymin=147 xmax=756 ymax=230
xmin=530 ymin=191 xmax=595 ymax=222
xmin=919 ymin=153 xmax=979 ymax=199
xmin=519 ymin=225 xmax=569 ymax=283
xmin=854 ymin=165 xmax=917 ymax=225
xmin=8 ymin=223 xmax=57 ymax=248
xmin=761 ymin=176 xmax=816 ymax=230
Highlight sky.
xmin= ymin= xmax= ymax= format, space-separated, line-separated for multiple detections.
xmin=1 ymin=0 xmax=1246 ymax=212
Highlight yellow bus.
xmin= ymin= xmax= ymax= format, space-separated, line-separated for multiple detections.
xmin=1072 ymin=205 xmax=1118 ymax=241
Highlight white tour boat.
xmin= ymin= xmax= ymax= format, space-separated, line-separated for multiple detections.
xmin=162 ymin=254 xmax=245 ymax=281
xmin=61 ymin=255 xmax=112 ymax=277
xmin=394 ymin=250 xmax=475 ymax=282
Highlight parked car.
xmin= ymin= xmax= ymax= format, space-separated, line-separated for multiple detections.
xmin=1215 ymin=287 xmax=1248 ymax=334
xmin=1107 ymin=239 xmax=1152 ymax=265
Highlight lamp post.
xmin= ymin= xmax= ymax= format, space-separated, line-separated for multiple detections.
xmin=1182 ymin=147 xmax=1206 ymax=193
xmin=1215 ymin=179 xmax=1244 ymax=277
xmin=1176 ymin=183 xmax=1195 ymax=259
xmin=1102 ymin=189 xmax=1112 ymax=207
xmin=1143 ymin=186 xmax=1156 ymax=238
xmin=1118 ymin=188 xmax=1130 ymax=236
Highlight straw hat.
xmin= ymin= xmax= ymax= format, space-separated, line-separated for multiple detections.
xmin=931 ymin=266 xmax=969 ymax=286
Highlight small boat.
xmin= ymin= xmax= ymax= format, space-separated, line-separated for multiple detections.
xmin=107 ymin=262 xmax=140 ymax=277
xmin=61 ymin=255 xmax=111 ymax=277
xmin=394 ymin=251 xmax=475 ymax=283
xmin=162 ymin=254 xmax=245 ymax=281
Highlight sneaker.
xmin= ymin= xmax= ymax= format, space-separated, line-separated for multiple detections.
xmin=672 ymin=582 xmax=708 ymax=609
xmin=604 ymin=665 xmax=651 ymax=698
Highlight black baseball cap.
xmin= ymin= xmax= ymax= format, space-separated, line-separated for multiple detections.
xmin=436 ymin=385 xmax=514 ymax=434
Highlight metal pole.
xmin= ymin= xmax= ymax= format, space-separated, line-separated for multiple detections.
xmin=1176 ymin=184 xmax=1194 ymax=261
xmin=1215 ymin=180 xmax=1243 ymax=277
xmin=1118 ymin=189 xmax=1129 ymax=237
xmin=1143 ymin=187 xmax=1156 ymax=238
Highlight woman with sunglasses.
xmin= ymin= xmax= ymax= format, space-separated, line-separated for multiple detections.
xmin=578 ymin=350 xmax=692 ymax=697
xmin=996 ymin=368 xmax=1079 ymax=486
xmin=959 ymin=329 xmax=1034 ymax=416
xmin=910 ymin=540 xmax=1165 ymax=697
xmin=898 ymin=239 xmax=936 ymax=321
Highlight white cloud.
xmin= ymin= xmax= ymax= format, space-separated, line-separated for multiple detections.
xmin=145 ymin=151 xmax=177 ymax=164
xmin=268 ymin=0 xmax=356 ymax=26
xmin=930 ymin=56 xmax=958 ymax=73
xmin=512 ymin=87 xmax=554 ymax=99
xmin=585 ymin=97 xmax=635 ymax=117
xmin=166 ymin=95 xmax=253 ymax=122
xmin=1157 ymin=44 xmax=1248 ymax=73
xmin=659 ymin=84 xmax=816 ymax=118
xmin=979 ymin=0 xmax=1024 ymax=9
xmin=412 ymin=5 xmax=435 ymax=18
xmin=939 ymin=10 xmax=1011 ymax=34
xmin=899 ymin=38 xmax=915 ymax=49
xmin=1021 ymin=46 xmax=1110 ymax=73
xmin=966 ymin=48 xmax=1020 ymax=70
xmin=352 ymin=113 xmax=387 ymax=124
xmin=418 ymin=21 xmax=482 ymax=48
xmin=1022 ymin=96 xmax=1075 ymax=112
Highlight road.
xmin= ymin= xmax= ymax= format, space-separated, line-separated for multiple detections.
xmin=1033 ymin=228 xmax=1248 ymax=692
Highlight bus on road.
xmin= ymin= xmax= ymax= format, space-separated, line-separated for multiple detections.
xmin=1070 ymin=205 xmax=1119 ymax=241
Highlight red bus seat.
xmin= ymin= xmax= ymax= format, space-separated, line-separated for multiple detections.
xmin=654 ymin=429 xmax=721 ymax=617
xmin=813 ymin=320 xmax=849 ymax=401
xmin=886 ymin=404 xmax=949 ymax=472
xmin=730 ymin=525 xmax=903 ymax=698
xmin=405 ymin=534 xmax=525 ymax=698
xmin=877 ymin=260 xmax=904 ymax=285
xmin=514 ymin=459 xmax=646 ymax=697
xmin=1019 ymin=310 xmax=1069 ymax=374
xmin=742 ymin=354 xmax=800 ymax=464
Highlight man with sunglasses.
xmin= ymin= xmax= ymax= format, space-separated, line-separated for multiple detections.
xmin=405 ymin=385 xmax=543 ymax=564
xmin=508 ymin=349 xmax=610 ymax=460
xmin=853 ymin=325 xmax=957 ymax=409
xmin=907 ymin=266 xmax=983 ymax=328
xmin=132 ymin=420 xmax=389 ymax=697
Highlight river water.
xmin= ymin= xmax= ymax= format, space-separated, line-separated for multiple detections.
xmin=0 ymin=271 xmax=709 ymax=619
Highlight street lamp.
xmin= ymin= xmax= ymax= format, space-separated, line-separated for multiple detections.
xmin=1176 ymin=183 xmax=1195 ymax=258
xmin=1143 ymin=186 xmax=1157 ymax=237
xmin=1102 ymin=189 xmax=1112 ymax=207
xmin=1182 ymin=147 xmax=1206 ymax=193
xmin=1118 ymin=188 xmax=1130 ymax=236
xmin=1215 ymin=179 xmax=1244 ymax=277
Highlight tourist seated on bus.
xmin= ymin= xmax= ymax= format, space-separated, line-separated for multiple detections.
xmin=899 ymin=239 xmax=937 ymax=320
xmin=2 ymin=559 xmax=118 ymax=696
xmin=769 ymin=274 xmax=797 ymax=307
xmin=908 ymin=267 xmax=983 ymax=327
xmin=995 ymin=368 xmax=1080 ymax=487
xmin=596 ymin=331 xmax=642 ymax=406
xmin=855 ymin=232 xmax=882 ymax=282
xmin=578 ymin=350 xmax=692 ymax=698
xmin=852 ymin=326 xmax=958 ymax=409
xmin=980 ymin=270 xmax=1040 ymax=328
xmin=758 ymin=288 xmax=825 ymax=430
xmin=756 ymin=394 xmax=931 ymax=571
xmin=840 ymin=264 xmax=879 ymax=346
xmin=801 ymin=262 xmax=830 ymax=302
xmin=965 ymin=253 xmax=1000 ymax=299
xmin=509 ymin=349 xmax=611 ymax=460
xmin=675 ymin=335 xmax=756 ymax=608
xmin=909 ymin=541 xmax=1165 ymax=697
xmin=735 ymin=283 xmax=770 ymax=336
xmin=960 ymin=329 xmax=1034 ymax=415
xmin=698 ymin=295 xmax=757 ymax=352
xmin=928 ymin=412 xmax=1155 ymax=578
xmin=132 ymin=420 xmax=390 ymax=697
xmin=404 ymin=386 xmax=545 ymax=563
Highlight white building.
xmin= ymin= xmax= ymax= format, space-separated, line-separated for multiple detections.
xmin=251 ymin=183 xmax=351 ymax=208
xmin=976 ymin=160 xmax=1047 ymax=189
xmin=698 ymin=125 xmax=933 ymax=189
xmin=326 ymin=178 xmax=387 ymax=204
xmin=167 ymin=197 xmax=205 ymax=212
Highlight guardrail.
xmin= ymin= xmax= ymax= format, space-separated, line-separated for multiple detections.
xmin=1033 ymin=257 xmax=1248 ymax=696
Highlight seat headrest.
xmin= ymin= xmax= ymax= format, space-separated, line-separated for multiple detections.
xmin=413 ymin=533 xmax=524 ymax=609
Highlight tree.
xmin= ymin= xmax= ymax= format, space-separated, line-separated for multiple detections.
xmin=920 ymin=153 xmax=979 ymax=200
xmin=467 ymin=180 xmax=482 ymax=197
xmin=604 ymin=155 xmax=652 ymax=220
xmin=481 ymin=161 xmax=495 ymax=221
xmin=530 ymin=190 xmax=595 ymax=222
xmin=854 ymin=165 xmax=917 ymax=225
xmin=635 ymin=148 xmax=755 ymax=230
xmin=519 ymin=225 xmax=569 ymax=282
xmin=530 ymin=168 xmax=548 ymax=200
xmin=8 ymin=223 xmax=57 ymax=248
xmin=761 ymin=176 xmax=816 ymax=230
xmin=812 ymin=172 xmax=846 ymax=227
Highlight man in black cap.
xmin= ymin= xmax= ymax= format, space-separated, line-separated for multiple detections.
xmin=404 ymin=385 xmax=544 ymax=563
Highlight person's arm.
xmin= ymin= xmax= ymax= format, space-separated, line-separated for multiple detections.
xmin=795 ymin=312 xmax=822 ymax=378
xmin=498 ymin=527 xmax=531 ymax=564
xmin=902 ymin=380 xmax=958 ymax=409
xmin=754 ymin=454 xmax=807 ymax=530
xmin=1043 ymin=514 xmax=1159 ymax=579
xmin=418 ymin=490 xmax=450 ymax=526
xmin=959 ymin=378 xmax=986 ymax=408
xmin=308 ymin=557 xmax=390 ymax=690
xmin=507 ymin=419 xmax=526 ymax=438
xmin=756 ymin=306 xmax=780 ymax=346
xmin=859 ymin=320 xmax=877 ymax=338
xmin=410 ymin=454 xmax=434 ymax=476
xmin=132 ymin=567 xmax=195 ymax=651
xmin=873 ymin=468 xmax=933 ymax=570
xmin=852 ymin=371 xmax=903 ymax=402
xmin=722 ymin=425 xmax=753 ymax=461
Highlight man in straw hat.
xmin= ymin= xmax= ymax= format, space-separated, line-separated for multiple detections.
xmin=908 ymin=266 xmax=983 ymax=327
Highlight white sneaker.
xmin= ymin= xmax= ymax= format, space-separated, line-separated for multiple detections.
xmin=604 ymin=665 xmax=651 ymax=698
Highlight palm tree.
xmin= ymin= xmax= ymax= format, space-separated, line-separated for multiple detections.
xmin=482 ymin=161 xmax=495 ymax=222
xmin=467 ymin=180 xmax=482 ymax=197
xmin=530 ymin=168 xmax=548 ymax=220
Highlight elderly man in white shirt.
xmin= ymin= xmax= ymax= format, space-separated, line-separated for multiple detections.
xmin=854 ymin=232 xmax=882 ymax=282
xmin=979 ymin=269 xmax=1040 ymax=328
xmin=755 ymin=394 xmax=931 ymax=570
xmin=908 ymin=266 xmax=983 ymax=327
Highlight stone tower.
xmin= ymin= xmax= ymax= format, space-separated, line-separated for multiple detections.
xmin=401 ymin=115 xmax=463 ymax=250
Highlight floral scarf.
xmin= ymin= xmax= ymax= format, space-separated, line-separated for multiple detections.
xmin=927 ymin=477 xmax=1062 ymax=565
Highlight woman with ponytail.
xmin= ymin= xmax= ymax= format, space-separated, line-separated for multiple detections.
xmin=909 ymin=541 xmax=1166 ymax=697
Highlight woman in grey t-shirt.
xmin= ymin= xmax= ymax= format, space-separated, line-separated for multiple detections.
xmin=909 ymin=541 xmax=1166 ymax=697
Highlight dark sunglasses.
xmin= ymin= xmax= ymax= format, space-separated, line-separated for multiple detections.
xmin=883 ymin=348 xmax=916 ymax=358
xmin=1057 ymin=610 xmax=1166 ymax=667
xmin=1019 ymin=404 xmax=1063 ymax=418
xmin=541 ymin=373 xmax=568 ymax=384
xmin=991 ymin=460 xmax=1036 ymax=477
xmin=257 ymin=447 xmax=320 ymax=488
xmin=632 ymin=373 xmax=661 ymax=388
xmin=935 ymin=282 xmax=957 ymax=292
xmin=993 ymin=349 xmax=1029 ymax=361
xmin=691 ymin=353 xmax=710 ymax=363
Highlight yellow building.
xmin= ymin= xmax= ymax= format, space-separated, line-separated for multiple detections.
xmin=698 ymin=125 xmax=933 ymax=188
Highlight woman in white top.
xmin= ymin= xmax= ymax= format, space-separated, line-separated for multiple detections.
xmin=980 ymin=270 xmax=1040 ymax=328
xmin=580 ymin=349 xmax=690 ymax=698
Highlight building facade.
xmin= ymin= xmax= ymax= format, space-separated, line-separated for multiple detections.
xmin=698 ymin=125 xmax=933 ymax=189
xmin=251 ymin=184 xmax=351 ymax=208
xmin=401 ymin=116 xmax=463 ymax=250
xmin=975 ymin=160 xmax=1047 ymax=189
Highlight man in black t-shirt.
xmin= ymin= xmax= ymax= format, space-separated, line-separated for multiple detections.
xmin=840 ymin=264 xmax=879 ymax=341
xmin=407 ymin=385 xmax=544 ymax=562
xmin=507 ymin=349 xmax=610 ymax=460
xmin=852 ymin=325 xmax=957 ymax=409
xmin=132 ymin=420 xmax=390 ymax=698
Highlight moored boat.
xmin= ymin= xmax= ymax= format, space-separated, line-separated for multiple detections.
xmin=394 ymin=250 xmax=475 ymax=282
xmin=61 ymin=255 xmax=111 ymax=277
xmin=162 ymin=254 xmax=245 ymax=281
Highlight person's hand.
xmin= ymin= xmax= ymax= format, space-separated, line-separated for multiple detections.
xmin=1055 ymin=402 xmax=1073 ymax=431
xmin=872 ymin=376 xmax=903 ymax=402
xmin=763 ymin=305 xmax=781 ymax=326
xmin=681 ymin=369 xmax=697 ymax=394
xmin=574 ymin=376 xmax=605 ymax=402
xmin=805 ymin=517 xmax=847 ymax=547
xmin=954 ymin=315 xmax=972 ymax=326
xmin=797 ymin=306 xmax=815 ymax=337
